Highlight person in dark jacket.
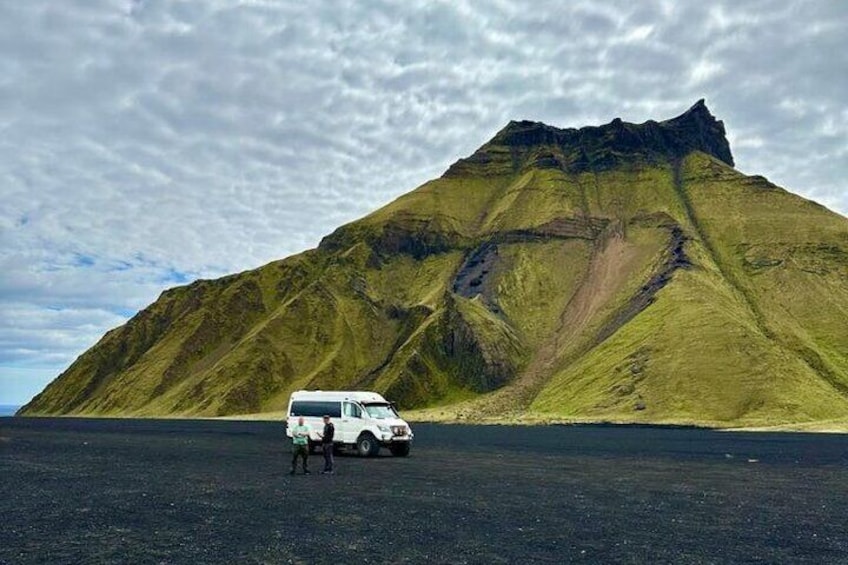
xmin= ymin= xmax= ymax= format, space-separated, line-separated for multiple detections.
xmin=318 ymin=415 xmax=335 ymax=474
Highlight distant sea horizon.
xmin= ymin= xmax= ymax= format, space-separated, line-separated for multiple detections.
xmin=0 ymin=405 xmax=21 ymax=417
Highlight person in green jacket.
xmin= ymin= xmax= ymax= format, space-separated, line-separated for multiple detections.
xmin=290 ymin=416 xmax=312 ymax=475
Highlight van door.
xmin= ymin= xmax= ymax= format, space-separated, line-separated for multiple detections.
xmin=341 ymin=401 xmax=364 ymax=443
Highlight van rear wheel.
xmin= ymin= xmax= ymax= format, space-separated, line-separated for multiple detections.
xmin=356 ymin=433 xmax=380 ymax=457
xmin=389 ymin=443 xmax=410 ymax=457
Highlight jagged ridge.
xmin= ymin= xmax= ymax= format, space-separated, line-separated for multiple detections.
xmin=448 ymin=99 xmax=733 ymax=177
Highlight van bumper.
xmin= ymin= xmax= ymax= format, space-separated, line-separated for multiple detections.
xmin=379 ymin=433 xmax=413 ymax=446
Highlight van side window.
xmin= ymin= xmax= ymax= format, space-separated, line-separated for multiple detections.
xmin=291 ymin=401 xmax=342 ymax=418
xmin=344 ymin=402 xmax=362 ymax=418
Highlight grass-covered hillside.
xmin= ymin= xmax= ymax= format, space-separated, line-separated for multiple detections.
xmin=20 ymin=101 xmax=848 ymax=428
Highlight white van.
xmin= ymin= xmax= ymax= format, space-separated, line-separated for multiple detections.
xmin=285 ymin=391 xmax=413 ymax=457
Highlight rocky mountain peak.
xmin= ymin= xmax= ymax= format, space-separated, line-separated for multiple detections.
xmin=449 ymin=100 xmax=734 ymax=176
xmin=659 ymin=99 xmax=734 ymax=166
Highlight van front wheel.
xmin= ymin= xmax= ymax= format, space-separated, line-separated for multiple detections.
xmin=389 ymin=443 xmax=410 ymax=457
xmin=356 ymin=433 xmax=380 ymax=457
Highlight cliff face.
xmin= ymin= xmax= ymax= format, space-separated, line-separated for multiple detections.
xmin=20 ymin=102 xmax=848 ymax=427
xmin=446 ymin=99 xmax=733 ymax=178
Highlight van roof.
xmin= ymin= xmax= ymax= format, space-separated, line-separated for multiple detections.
xmin=289 ymin=390 xmax=389 ymax=403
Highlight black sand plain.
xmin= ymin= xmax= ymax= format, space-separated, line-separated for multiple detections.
xmin=1 ymin=417 xmax=847 ymax=564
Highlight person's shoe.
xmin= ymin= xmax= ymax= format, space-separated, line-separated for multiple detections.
xmin=304 ymin=470 xmax=311 ymax=475
xmin=289 ymin=470 xmax=296 ymax=476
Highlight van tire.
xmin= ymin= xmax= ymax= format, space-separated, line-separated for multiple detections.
xmin=307 ymin=440 xmax=317 ymax=454
xmin=356 ymin=433 xmax=380 ymax=457
xmin=389 ymin=443 xmax=410 ymax=457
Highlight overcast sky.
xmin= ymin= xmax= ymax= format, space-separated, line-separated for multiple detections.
xmin=1 ymin=0 xmax=846 ymax=405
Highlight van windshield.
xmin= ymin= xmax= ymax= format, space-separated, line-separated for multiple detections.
xmin=362 ymin=403 xmax=398 ymax=419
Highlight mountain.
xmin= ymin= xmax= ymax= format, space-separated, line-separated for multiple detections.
xmin=19 ymin=101 xmax=848 ymax=427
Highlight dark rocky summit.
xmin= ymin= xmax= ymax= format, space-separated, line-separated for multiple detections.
xmin=448 ymin=99 xmax=734 ymax=176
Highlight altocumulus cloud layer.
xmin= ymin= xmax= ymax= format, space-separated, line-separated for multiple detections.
xmin=1 ymin=0 xmax=845 ymax=403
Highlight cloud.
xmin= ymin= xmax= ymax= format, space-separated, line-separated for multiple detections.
xmin=0 ymin=0 xmax=845 ymax=404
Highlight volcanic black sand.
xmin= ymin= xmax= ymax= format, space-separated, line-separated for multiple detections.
xmin=1 ymin=418 xmax=847 ymax=564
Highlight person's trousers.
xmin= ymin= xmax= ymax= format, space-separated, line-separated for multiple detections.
xmin=291 ymin=444 xmax=309 ymax=471
xmin=322 ymin=443 xmax=334 ymax=471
